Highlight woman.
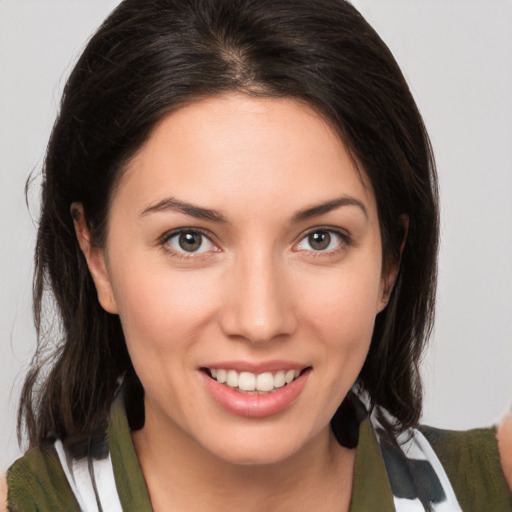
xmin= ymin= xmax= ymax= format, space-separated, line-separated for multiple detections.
xmin=2 ymin=0 xmax=511 ymax=510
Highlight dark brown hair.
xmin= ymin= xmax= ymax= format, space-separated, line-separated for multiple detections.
xmin=20 ymin=0 xmax=438 ymax=453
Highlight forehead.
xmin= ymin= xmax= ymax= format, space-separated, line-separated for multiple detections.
xmin=114 ymin=93 xmax=376 ymax=222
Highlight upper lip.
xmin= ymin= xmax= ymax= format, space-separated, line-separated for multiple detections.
xmin=200 ymin=360 xmax=310 ymax=373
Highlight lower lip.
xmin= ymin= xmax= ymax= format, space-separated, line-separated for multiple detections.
xmin=201 ymin=370 xmax=310 ymax=418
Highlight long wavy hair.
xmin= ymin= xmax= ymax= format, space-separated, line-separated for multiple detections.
xmin=19 ymin=0 xmax=438 ymax=455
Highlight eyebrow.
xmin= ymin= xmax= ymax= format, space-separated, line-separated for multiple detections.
xmin=140 ymin=195 xmax=368 ymax=223
xmin=141 ymin=197 xmax=228 ymax=223
xmin=291 ymin=196 xmax=368 ymax=223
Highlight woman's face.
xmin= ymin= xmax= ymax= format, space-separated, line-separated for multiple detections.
xmin=86 ymin=94 xmax=391 ymax=465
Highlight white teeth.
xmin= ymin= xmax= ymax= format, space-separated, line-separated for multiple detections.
xmin=226 ymin=370 xmax=238 ymax=387
xmin=256 ymin=372 xmax=274 ymax=392
xmin=285 ymin=369 xmax=296 ymax=384
xmin=208 ymin=367 xmax=303 ymax=392
xmin=274 ymin=370 xmax=285 ymax=388
xmin=238 ymin=372 xmax=256 ymax=391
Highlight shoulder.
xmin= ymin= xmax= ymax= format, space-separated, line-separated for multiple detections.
xmin=497 ymin=415 xmax=512 ymax=490
xmin=1 ymin=473 xmax=6 ymax=512
xmin=6 ymin=443 xmax=79 ymax=511
xmin=419 ymin=423 xmax=512 ymax=511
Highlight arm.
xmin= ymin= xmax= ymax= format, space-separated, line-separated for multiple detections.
xmin=497 ymin=415 xmax=512 ymax=491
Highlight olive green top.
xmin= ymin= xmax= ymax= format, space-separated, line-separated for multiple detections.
xmin=7 ymin=400 xmax=512 ymax=511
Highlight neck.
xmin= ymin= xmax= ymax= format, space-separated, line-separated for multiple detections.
xmin=132 ymin=405 xmax=355 ymax=512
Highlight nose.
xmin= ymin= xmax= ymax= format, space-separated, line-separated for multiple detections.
xmin=219 ymin=251 xmax=297 ymax=344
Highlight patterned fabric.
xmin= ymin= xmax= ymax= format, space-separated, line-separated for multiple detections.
xmin=371 ymin=421 xmax=461 ymax=511
xmin=7 ymin=396 xmax=512 ymax=511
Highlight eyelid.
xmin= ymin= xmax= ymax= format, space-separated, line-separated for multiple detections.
xmin=158 ymin=225 xmax=350 ymax=259
xmin=293 ymin=226 xmax=351 ymax=252
xmin=159 ymin=227 xmax=220 ymax=256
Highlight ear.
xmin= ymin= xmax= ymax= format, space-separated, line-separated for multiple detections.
xmin=378 ymin=214 xmax=409 ymax=312
xmin=71 ymin=202 xmax=118 ymax=314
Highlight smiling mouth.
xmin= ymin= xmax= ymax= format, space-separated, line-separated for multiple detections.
xmin=202 ymin=368 xmax=309 ymax=394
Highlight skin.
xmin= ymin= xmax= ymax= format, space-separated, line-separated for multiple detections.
xmin=0 ymin=478 xmax=5 ymax=512
xmin=498 ymin=416 xmax=512 ymax=490
xmin=1 ymin=94 xmax=511 ymax=510
xmin=75 ymin=93 xmax=392 ymax=511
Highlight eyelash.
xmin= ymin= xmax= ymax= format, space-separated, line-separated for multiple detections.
xmin=160 ymin=228 xmax=219 ymax=261
xmin=294 ymin=227 xmax=351 ymax=257
xmin=159 ymin=227 xmax=351 ymax=260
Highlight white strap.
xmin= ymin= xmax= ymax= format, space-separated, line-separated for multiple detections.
xmin=54 ymin=440 xmax=123 ymax=512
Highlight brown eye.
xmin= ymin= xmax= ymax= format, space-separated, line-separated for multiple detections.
xmin=179 ymin=232 xmax=203 ymax=252
xmin=307 ymin=231 xmax=331 ymax=251
xmin=295 ymin=229 xmax=348 ymax=253
xmin=164 ymin=230 xmax=216 ymax=254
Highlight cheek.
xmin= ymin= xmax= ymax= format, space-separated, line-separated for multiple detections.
xmin=109 ymin=259 xmax=221 ymax=356
xmin=295 ymin=256 xmax=383 ymax=385
xmin=299 ymin=261 xmax=383 ymax=338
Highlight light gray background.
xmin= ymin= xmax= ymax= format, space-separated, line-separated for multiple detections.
xmin=1 ymin=0 xmax=511 ymax=469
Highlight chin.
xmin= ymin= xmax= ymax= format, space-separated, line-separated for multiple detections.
xmin=215 ymin=446 xmax=298 ymax=467
xmin=201 ymin=425 xmax=313 ymax=467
